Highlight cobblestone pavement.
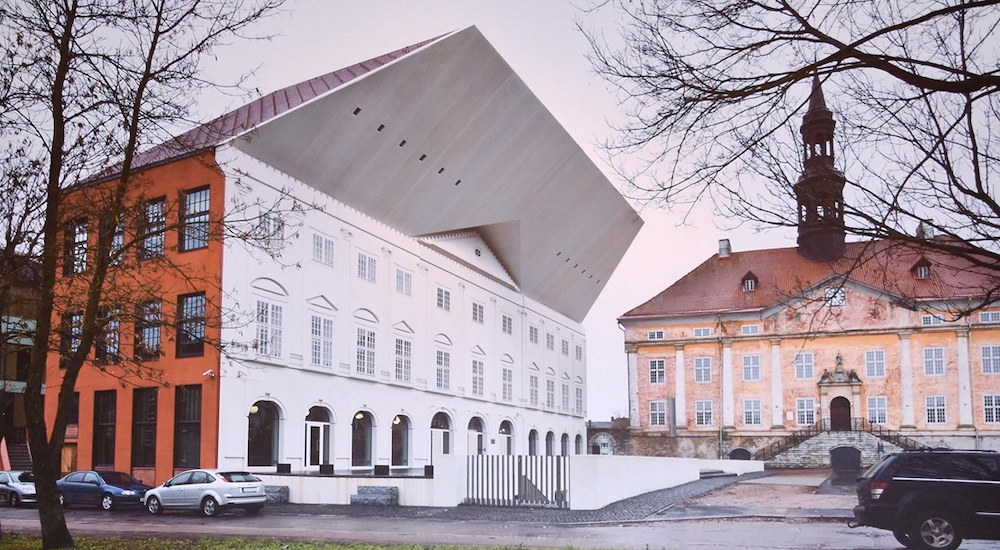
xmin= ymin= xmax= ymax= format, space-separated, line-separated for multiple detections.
xmin=265 ymin=471 xmax=772 ymax=524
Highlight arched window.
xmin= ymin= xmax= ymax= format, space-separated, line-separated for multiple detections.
xmin=545 ymin=431 xmax=555 ymax=456
xmin=248 ymin=401 xmax=281 ymax=466
xmin=391 ymin=414 xmax=410 ymax=467
xmin=351 ymin=411 xmax=374 ymax=467
xmin=467 ymin=417 xmax=485 ymax=455
xmin=560 ymin=433 xmax=570 ymax=456
xmin=304 ymin=406 xmax=331 ymax=468
xmin=528 ymin=429 xmax=538 ymax=456
xmin=499 ymin=420 xmax=514 ymax=455
xmin=574 ymin=434 xmax=583 ymax=455
xmin=431 ymin=412 xmax=452 ymax=455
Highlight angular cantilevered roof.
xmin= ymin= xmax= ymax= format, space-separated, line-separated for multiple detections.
xmin=225 ymin=26 xmax=642 ymax=321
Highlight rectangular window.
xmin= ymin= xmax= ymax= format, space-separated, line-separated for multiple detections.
xmin=650 ymin=401 xmax=666 ymax=426
xmin=825 ymin=287 xmax=846 ymax=307
xmin=546 ymin=333 xmax=555 ymax=350
xmin=926 ymin=395 xmax=947 ymax=424
xmin=472 ymin=359 xmax=484 ymax=396
xmin=472 ymin=302 xmax=484 ymax=323
xmin=546 ymin=379 xmax=556 ymax=409
xmin=356 ymin=327 xmax=376 ymax=375
xmin=357 ymin=252 xmax=377 ymax=282
xmin=695 ymin=400 xmax=713 ymax=426
xmin=436 ymin=288 xmax=451 ymax=311
xmin=744 ymin=399 xmax=762 ymax=426
xmin=68 ymin=392 xmax=79 ymax=425
xmin=796 ymin=398 xmax=816 ymax=425
xmin=109 ymin=223 xmax=124 ymax=265
xmin=395 ymin=268 xmax=412 ymax=295
xmin=180 ymin=186 xmax=210 ymax=251
xmin=693 ymin=327 xmax=711 ymax=338
xmin=255 ymin=300 xmax=283 ymax=358
xmin=92 ymin=390 xmax=116 ymax=467
xmin=982 ymin=345 xmax=1000 ymax=374
xmin=649 ymin=359 xmax=665 ymax=384
xmin=576 ymin=387 xmax=584 ymax=414
xmin=310 ymin=315 xmax=334 ymax=367
xmin=561 ymin=339 xmax=569 ymax=356
xmin=923 ymin=347 xmax=945 ymax=375
xmin=135 ymin=301 xmax=161 ymax=361
xmin=980 ymin=311 xmax=1000 ymax=324
xmin=866 ymin=349 xmax=886 ymax=378
xmin=176 ymin=292 xmax=206 ymax=357
xmin=742 ymin=355 xmax=761 ymax=381
xmin=64 ymin=219 xmax=88 ymax=274
xmin=529 ymin=375 xmax=539 ymax=406
xmin=174 ymin=385 xmax=201 ymax=468
xmin=312 ymin=234 xmax=335 ymax=266
xmin=984 ymin=395 xmax=1000 ymax=423
xmin=529 ymin=326 xmax=538 ymax=344
xmin=436 ymin=350 xmax=450 ymax=389
xmin=741 ymin=324 xmax=761 ymax=336
xmin=921 ymin=314 xmax=944 ymax=326
xmin=261 ymin=212 xmax=283 ymax=249
xmin=502 ymin=315 xmax=513 ymax=335
xmin=131 ymin=388 xmax=157 ymax=467
xmin=395 ymin=338 xmax=412 ymax=382
xmin=60 ymin=312 xmax=83 ymax=368
xmin=139 ymin=198 xmax=165 ymax=259
xmin=575 ymin=345 xmax=583 ymax=361
xmin=647 ymin=330 xmax=664 ymax=340
xmin=795 ymin=352 xmax=814 ymax=379
xmin=95 ymin=308 xmax=120 ymax=364
xmin=867 ymin=396 xmax=888 ymax=424
xmin=502 ymin=368 xmax=513 ymax=401
xmin=561 ymin=383 xmax=570 ymax=411
xmin=694 ymin=356 xmax=712 ymax=383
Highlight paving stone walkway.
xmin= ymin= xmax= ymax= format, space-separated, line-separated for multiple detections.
xmin=266 ymin=471 xmax=772 ymax=524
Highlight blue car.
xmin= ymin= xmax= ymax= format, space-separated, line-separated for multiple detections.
xmin=56 ymin=470 xmax=150 ymax=511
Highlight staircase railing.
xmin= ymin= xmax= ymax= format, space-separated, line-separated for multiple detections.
xmin=753 ymin=417 xmax=929 ymax=461
xmin=753 ymin=421 xmax=825 ymax=461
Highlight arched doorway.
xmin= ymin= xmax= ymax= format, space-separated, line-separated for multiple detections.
xmin=391 ymin=415 xmax=410 ymax=466
xmin=729 ymin=448 xmax=752 ymax=460
xmin=574 ymin=434 xmax=583 ymax=455
xmin=467 ymin=417 xmax=486 ymax=455
xmin=351 ymin=411 xmax=374 ymax=467
xmin=545 ymin=431 xmax=555 ymax=456
xmin=248 ymin=401 xmax=281 ymax=466
xmin=830 ymin=396 xmax=851 ymax=431
xmin=560 ymin=433 xmax=570 ymax=456
xmin=528 ymin=429 xmax=539 ymax=456
xmin=499 ymin=420 xmax=514 ymax=455
xmin=431 ymin=412 xmax=452 ymax=455
xmin=304 ymin=406 xmax=331 ymax=468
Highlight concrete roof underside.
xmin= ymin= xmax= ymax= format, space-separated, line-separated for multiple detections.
xmin=232 ymin=27 xmax=642 ymax=322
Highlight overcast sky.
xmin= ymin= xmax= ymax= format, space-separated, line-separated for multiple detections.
xmin=199 ymin=0 xmax=796 ymax=420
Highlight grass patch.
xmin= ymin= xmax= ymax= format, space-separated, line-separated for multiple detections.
xmin=0 ymin=537 xmax=525 ymax=550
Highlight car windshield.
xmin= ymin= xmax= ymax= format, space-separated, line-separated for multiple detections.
xmin=98 ymin=472 xmax=136 ymax=485
xmin=16 ymin=472 xmax=34 ymax=483
xmin=219 ymin=472 xmax=260 ymax=483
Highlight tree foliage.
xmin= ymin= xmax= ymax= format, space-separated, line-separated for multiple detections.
xmin=583 ymin=0 xmax=1000 ymax=310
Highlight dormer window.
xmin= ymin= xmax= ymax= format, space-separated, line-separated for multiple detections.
xmin=912 ymin=257 xmax=931 ymax=280
xmin=741 ymin=272 xmax=758 ymax=292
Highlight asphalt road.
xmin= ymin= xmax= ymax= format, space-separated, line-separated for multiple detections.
xmin=1 ymin=506 xmax=997 ymax=550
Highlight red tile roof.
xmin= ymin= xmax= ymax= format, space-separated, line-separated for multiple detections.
xmin=620 ymin=239 xmax=996 ymax=320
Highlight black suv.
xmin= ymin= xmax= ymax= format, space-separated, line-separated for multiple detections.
xmin=853 ymin=450 xmax=1000 ymax=550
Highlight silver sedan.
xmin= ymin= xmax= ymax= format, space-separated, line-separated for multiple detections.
xmin=0 ymin=470 xmax=36 ymax=507
xmin=141 ymin=469 xmax=265 ymax=517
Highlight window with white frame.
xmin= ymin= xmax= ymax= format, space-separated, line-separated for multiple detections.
xmin=923 ymin=347 xmax=945 ymax=375
xmin=436 ymin=288 xmax=451 ymax=311
xmin=575 ymin=387 xmax=583 ymax=414
xmin=920 ymin=314 xmax=943 ymax=326
xmin=357 ymin=252 xmax=377 ymax=282
xmin=255 ymin=300 xmax=283 ymax=358
xmin=312 ymin=234 xmax=335 ymax=266
xmin=741 ymin=324 xmax=761 ymax=336
xmin=356 ymin=327 xmax=376 ymax=375
xmin=650 ymin=401 xmax=666 ymax=426
xmin=980 ymin=311 xmax=1000 ymax=324
xmin=649 ymin=359 xmax=665 ymax=384
xmin=825 ymin=287 xmax=846 ymax=307
xmin=546 ymin=333 xmax=554 ymax=350
xmin=925 ymin=395 xmax=946 ymax=423
xmin=743 ymin=399 xmax=762 ymax=426
xmin=742 ymin=355 xmax=761 ymax=381
xmin=866 ymin=349 xmax=886 ymax=378
xmin=562 ymin=383 xmax=570 ymax=411
xmin=648 ymin=330 xmax=664 ymax=340
xmin=261 ymin=212 xmax=284 ymax=248
xmin=472 ymin=360 xmax=484 ymax=396
xmin=795 ymin=352 xmax=814 ymax=379
xmin=472 ymin=302 xmax=484 ymax=324
xmin=984 ymin=395 xmax=1000 ymax=423
xmin=867 ymin=396 xmax=888 ymax=424
xmin=66 ymin=219 xmax=88 ymax=274
xmin=694 ymin=356 xmax=712 ymax=383
xmin=394 ymin=337 xmax=412 ymax=382
xmin=545 ymin=379 xmax=555 ymax=409
xmin=693 ymin=327 xmax=711 ymax=338
xmin=395 ymin=268 xmax=412 ymax=296
xmin=502 ymin=368 xmax=513 ymax=401
xmin=310 ymin=315 xmax=334 ymax=367
xmin=695 ymin=400 xmax=713 ymax=426
xmin=982 ymin=345 xmax=1000 ymax=374
xmin=561 ymin=339 xmax=569 ymax=356
xmin=915 ymin=265 xmax=930 ymax=279
xmin=436 ymin=350 xmax=451 ymax=389
xmin=796 ymin=398 xmax=816 ymax=425
xmin=529 ymin=326 xmax=538 ymax=344
xmin=529 ymin=375 xmax=539 ymax=406
xmin=502 ymin=315 xmax=513 ymax=335
xmin=575 ymin=345 xmax=583 ymax=361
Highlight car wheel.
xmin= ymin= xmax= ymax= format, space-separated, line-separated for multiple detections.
xmin=100 ymin=493 xmax=115 ymax=511
xmin=892 ymin=528 xmax=910 ymax=547
xmin=146 ymin=495 xmax=163 ymax=515
xmin=247 ymin=503 xmax=264 ymax=515
xmin=8 ymin=492 xmax=19 ymax=508
xmin=910 ymin=511 xmax=962 ymax=550
xmin=200 ymin=496 xmax=219 ymax=517
xmin=58 ymin=493 xmax=67 ymax=508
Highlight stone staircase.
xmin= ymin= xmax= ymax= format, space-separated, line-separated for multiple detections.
xmin=5 ymin=440 xmax=32 ymax=471
xmin=766 ymin=430 xmax=904 ymax=468
xmin=350 ymin=485 xmax=399 ymax=506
